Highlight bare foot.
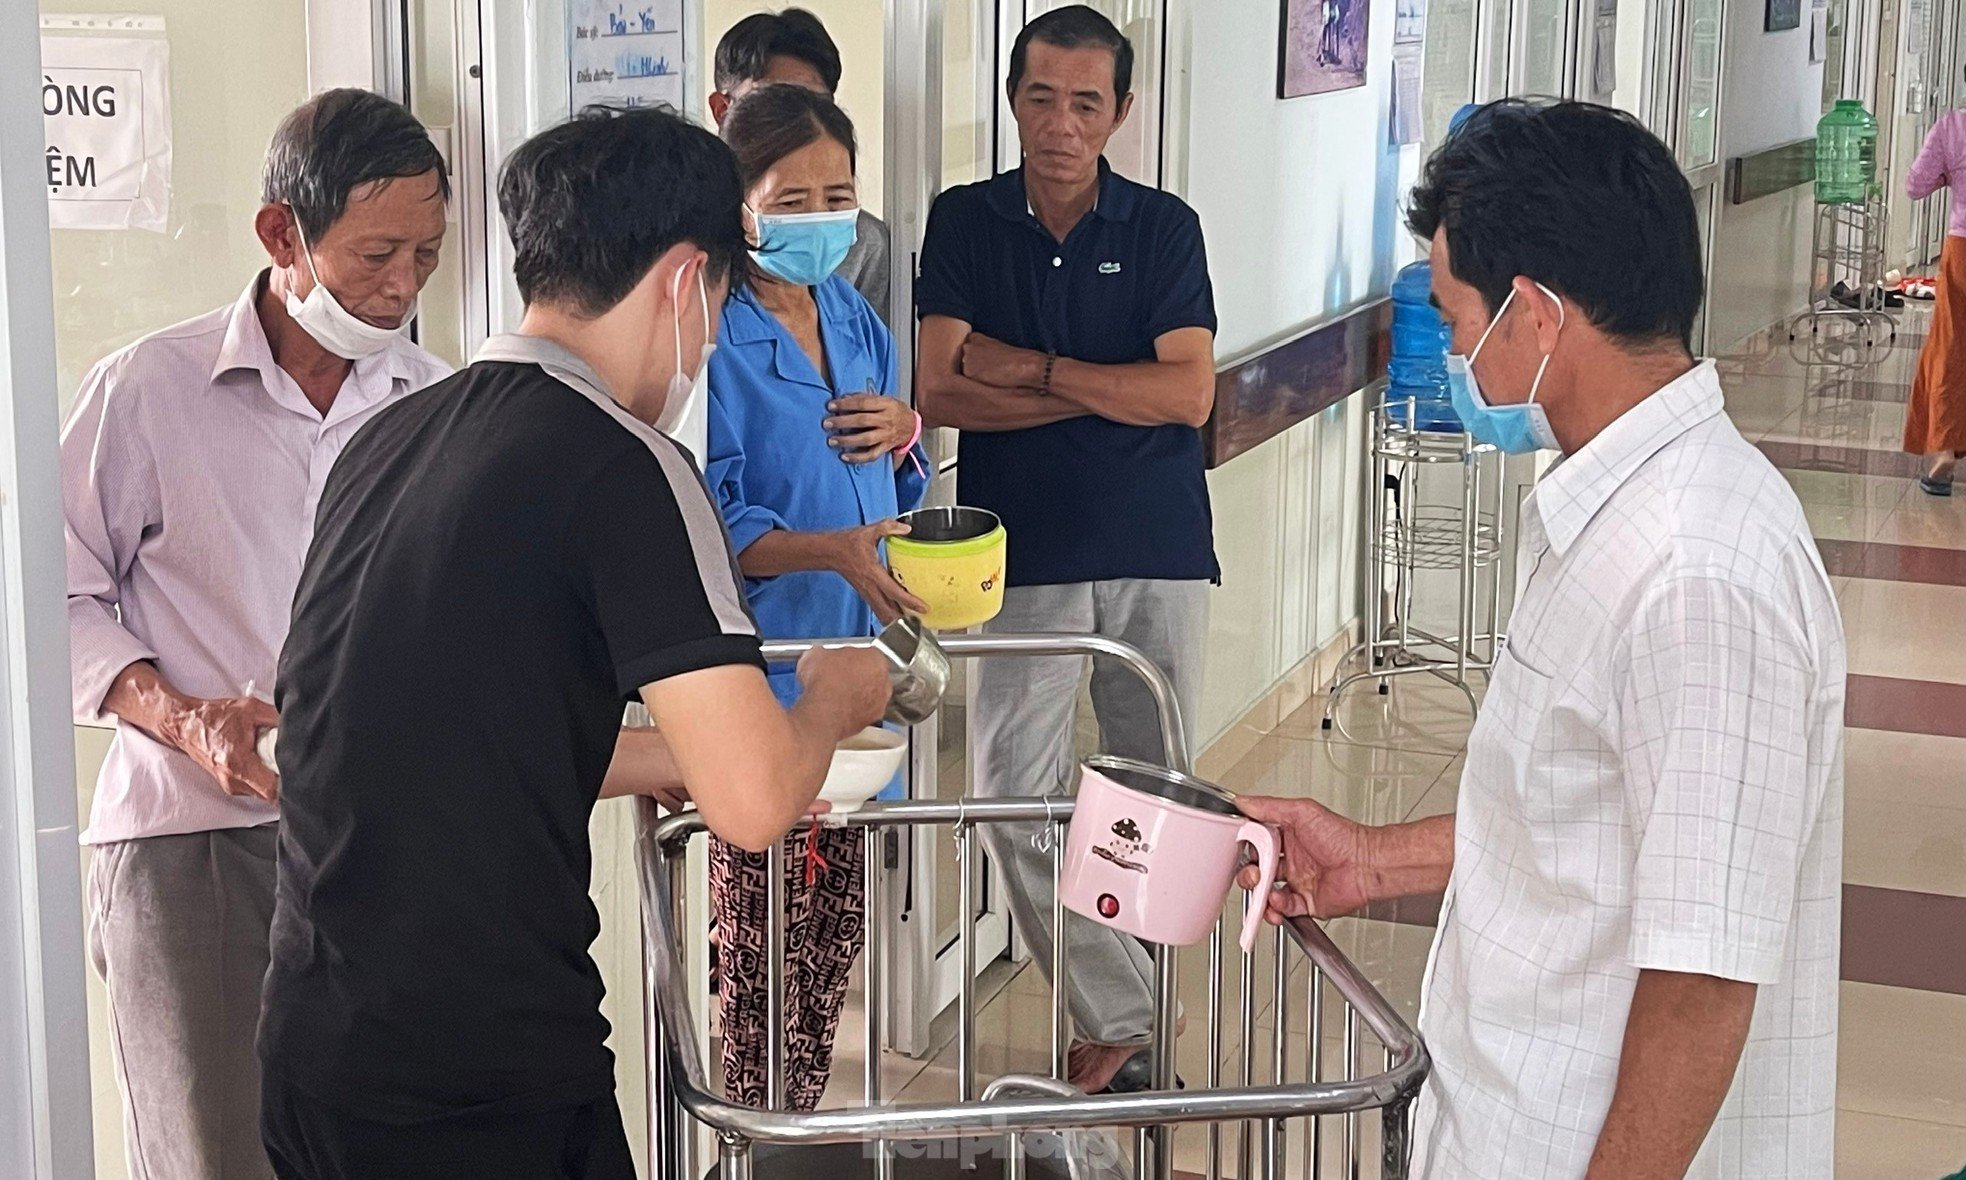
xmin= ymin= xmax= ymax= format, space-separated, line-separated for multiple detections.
xmin=1928 ymin=452 xmax=1958 ymax=483
xmin=1067 ymin=1011 xmax=1188 ymax=1092
xmin=1067 ymin=1040 xmax=1142 ymax=1093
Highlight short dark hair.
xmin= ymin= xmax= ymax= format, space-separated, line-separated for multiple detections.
xmin=1406 ymin=100 xmax=1704 ymax=349
xmin=722 ymin=84 xmax=857 ymax=194
xmin=496 ymin=106 xmax=747 ymax=316
xmin=1008 ymin=5 xmax=1133 ymax=103
xmin=261 ymin=88 xmax=449 ymax=241
xmin=715 ymin=9 xmax=842 ymax=95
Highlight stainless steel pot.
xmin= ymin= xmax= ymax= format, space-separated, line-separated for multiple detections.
xmin=1082 ymin=755 xmax=1244 ymax=817
xmin=895 ymin=505 xmax=1001 ymax=542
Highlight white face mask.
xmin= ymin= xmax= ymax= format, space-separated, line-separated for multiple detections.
xmin=657 ymin=265 xmax=714 ymax=459
xmin=281 ymin=210 xmax=417 ymax=361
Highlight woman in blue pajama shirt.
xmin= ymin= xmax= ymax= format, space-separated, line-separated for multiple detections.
xmin=704 ymin=84 xmax=928 ymax=1112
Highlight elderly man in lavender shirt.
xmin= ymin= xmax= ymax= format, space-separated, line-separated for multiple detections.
xmin=61 ymin=89 xmax=450 ymax=1179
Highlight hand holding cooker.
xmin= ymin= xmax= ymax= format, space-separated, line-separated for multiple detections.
xmin=1059 ymin=757 xmax=1282 ymax=954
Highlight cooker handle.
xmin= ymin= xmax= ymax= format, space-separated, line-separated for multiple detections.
xmin=1234 ymin=821 xmax=1281 ymax=954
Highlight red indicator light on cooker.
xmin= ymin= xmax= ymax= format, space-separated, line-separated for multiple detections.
xmin=1097 ymin=894 xmax=1120 ymax=919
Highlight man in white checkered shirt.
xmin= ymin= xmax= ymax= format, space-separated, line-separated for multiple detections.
xmin=1242 ymin=101 xmax=1844 ymax=1178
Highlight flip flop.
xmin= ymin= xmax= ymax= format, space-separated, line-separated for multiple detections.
xmin=1920 ymin=475 xmax=1954 ymax=497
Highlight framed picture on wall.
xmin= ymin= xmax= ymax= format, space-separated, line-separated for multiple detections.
xmin=1280 ymin=0 xmax=1369 ymax=97
xmin=1766 ymin=0 xmax=1803 ymax=32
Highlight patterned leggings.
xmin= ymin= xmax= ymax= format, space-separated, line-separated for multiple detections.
xmin=709 ymin=823 xmax=866 ymax=1111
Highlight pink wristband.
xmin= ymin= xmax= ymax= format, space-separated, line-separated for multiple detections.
xmin=901 ymin=410 xmax=927 ymax=479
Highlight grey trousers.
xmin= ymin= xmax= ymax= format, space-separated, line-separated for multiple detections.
xmin=88 ymin=825 xmax=279 ymax=1180
xmin=972 ymin=579 xmax=1208 ymax=1045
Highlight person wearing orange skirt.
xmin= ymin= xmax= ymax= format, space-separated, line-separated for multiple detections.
xmin=1906 ymin=103 xmax=1966 ymax=496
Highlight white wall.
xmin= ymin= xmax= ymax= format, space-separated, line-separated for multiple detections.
xmin=1707 ymin=0 xmax=1825 ymax=348
xmin=1727 ymin=10 xmax=1827 ymax=144
xmin=1170 ymin=0 xmax=1417 ymax=744
xmin=1183 ymin=5 xmax=1409 ymax=360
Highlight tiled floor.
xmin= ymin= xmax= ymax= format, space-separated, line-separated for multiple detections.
xmin=803 ymin=318 xmax=1966 ymax=1178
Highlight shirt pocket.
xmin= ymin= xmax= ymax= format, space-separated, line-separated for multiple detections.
xmin=1467 ymin=642 xmax=1580 ymax=861
xmin=1466 ymin=641 xmax=1556 ymax=799
xmin=1496 ymin=641 xmax=1617 ymax=884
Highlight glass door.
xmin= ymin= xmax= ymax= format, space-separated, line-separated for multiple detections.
xmin=1421 ymin=0 xmax=1484 ymax=153
xmin=1679 ymin=0 xmax=1723 ymax=171
xmin=871 ymin=0 xmax=1005 ymax=1057
xmin=1942 ymin=0 xmax=1966 ymax=259
xmin=1643 ymin=0 xmax=1722 ymax=351
xmin=1886 ymin=0 xmax=1942 ymax=267
xmin=36 ymin=2 xmax=390 ymax=1172
xmin=1925 ymin=0 xmax=1954 ymax=263
xmin=1914 ymin=0 xmax=1960 ymax=263
xmin=1513 ymin=0 xmax=1581 ymax=94
xmin=1588 ymin=0 xmax=1677 ymax=149
xmin=1684 ymin=0 xmax=1723 ymax=356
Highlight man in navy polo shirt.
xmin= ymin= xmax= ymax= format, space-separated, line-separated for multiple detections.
xmin=914 ymin=5 xmax=1217 ymax=1095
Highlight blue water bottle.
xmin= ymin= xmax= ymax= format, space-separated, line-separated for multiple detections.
xmin=1386 ymin=260 xmax=1459 ymax=432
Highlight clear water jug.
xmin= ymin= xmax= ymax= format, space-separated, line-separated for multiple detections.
xmin=1815 ymin=100 xmax=1878 ymax=204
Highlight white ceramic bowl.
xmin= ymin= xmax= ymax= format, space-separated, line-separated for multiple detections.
xmin=819 ymin=727 xmax=907 ymax=813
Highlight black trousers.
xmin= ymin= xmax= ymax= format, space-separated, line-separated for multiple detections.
xmin=261 ymin=1069 xmax=636 ymax=1180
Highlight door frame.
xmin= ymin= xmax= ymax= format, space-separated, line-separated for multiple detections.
xmin=4 ymin=5 xmax=97 ymax=1176
xmin=882 ymin=0 xmax=1020 ymax=1058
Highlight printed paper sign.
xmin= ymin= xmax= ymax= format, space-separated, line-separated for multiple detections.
xmin=40 ymin=34 xmax=171 ymax=232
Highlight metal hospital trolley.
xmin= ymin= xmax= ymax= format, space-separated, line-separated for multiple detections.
xmin=635 ymin=633 xmax=1431 ymax=1180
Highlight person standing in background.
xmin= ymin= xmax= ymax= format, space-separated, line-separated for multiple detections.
xmin=1904 ymin=83 xmax=1966 ymax=496
xmin=914 ymin=5 xmax=1219 ymax=1096
xmin=704 ymin=85 xmax=929 ymax=1111
xmin=61 ymin=89 xmax=452 ymax=1179
xmin=711 ymin=7 xmax=895 ymax=323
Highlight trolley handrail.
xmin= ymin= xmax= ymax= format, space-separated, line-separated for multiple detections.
xmin=760 ymin=631 xmax=1192 ymax=774
xmin=638 ymin=630 xmax=1429 ymax=1178
xmin=636 ymin=801 xmax=1429 ymax=1145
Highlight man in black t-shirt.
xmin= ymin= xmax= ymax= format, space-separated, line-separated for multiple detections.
xmin=259 ymin=107 xmax=890 ymax=1179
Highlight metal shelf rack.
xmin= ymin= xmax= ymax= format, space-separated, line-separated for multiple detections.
xmin=1322 ymin=406 xmax=1507 ymax=732
xmin=1789 ymin=198 xmax=1899 ymax=350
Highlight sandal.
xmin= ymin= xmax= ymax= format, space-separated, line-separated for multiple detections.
xmin=1093 ymin=1047 xmax=1186 ymax=1094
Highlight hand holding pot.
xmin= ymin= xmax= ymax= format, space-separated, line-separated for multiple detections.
xmin=828 ymin=520 xmax=929 ymax=624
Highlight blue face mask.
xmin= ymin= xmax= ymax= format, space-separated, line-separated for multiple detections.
xmin=748 ymin=207 xmax=859 ymax=287
xmin=1445 ymin=282 xmax=1565 ymax=454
